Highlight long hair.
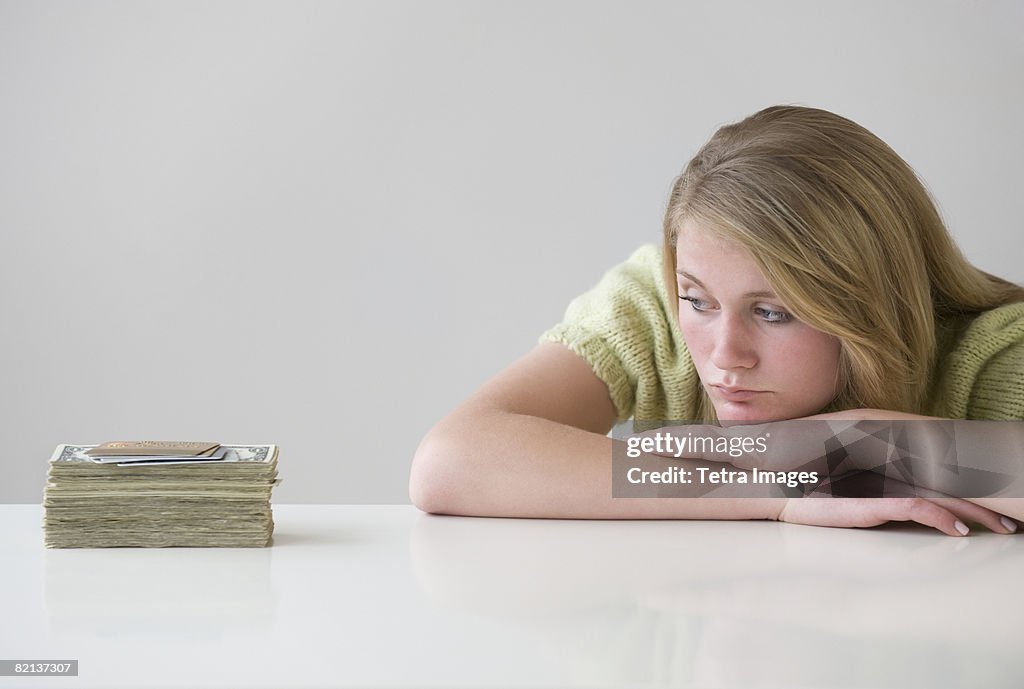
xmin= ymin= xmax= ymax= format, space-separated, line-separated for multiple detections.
xmin=663 ymin=105 xmax=1024 ymax=421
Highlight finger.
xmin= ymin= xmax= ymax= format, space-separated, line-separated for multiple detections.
xmin=886 ymin=498 xmax=970 ymax=537
xmin=906 ymin=484 xmax=1018 ymax=534
xmin=928 ymin=497 xmax=1018 ymax=535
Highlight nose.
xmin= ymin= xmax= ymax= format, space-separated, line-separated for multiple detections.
xmin=709 ymin=313 xmax=758 ymax=371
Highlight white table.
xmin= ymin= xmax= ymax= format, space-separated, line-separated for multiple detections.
xmin=2 ymin=504 xmax=1023 ymax=688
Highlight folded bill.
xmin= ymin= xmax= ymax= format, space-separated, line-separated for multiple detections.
xmin=84 ymin=441 xmax=221 ymax=457
xmin=86 ymin=447 xmax=229 ymax=464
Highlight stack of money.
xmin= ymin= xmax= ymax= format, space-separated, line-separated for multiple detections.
xmin=44 ymin=442 xmax=279 ymax=548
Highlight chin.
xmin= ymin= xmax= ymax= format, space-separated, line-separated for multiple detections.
xmin=714 ymin=402 xmax=790 ymax=424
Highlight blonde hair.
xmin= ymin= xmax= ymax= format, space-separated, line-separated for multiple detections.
xmin=663 ymin=105 xmax=1024 ymax=421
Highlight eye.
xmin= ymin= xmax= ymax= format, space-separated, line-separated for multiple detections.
xmin=680 ymin=295 xmax=712 ymax=312
xmin=754 ymin=306 xmax=791 ymax=324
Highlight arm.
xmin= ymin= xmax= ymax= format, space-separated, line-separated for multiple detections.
xmin=627 ymin=408 xmax=1022 ymax=531
xmin=409 ymin=343 xmax=1016 ymax=534
xmin=637 ymin=410 xmax=1024 ymax=501
xmin=409 ymin=342 xmax=784 ymax=520
xmin=808 ymin=409 xmax=1024 ymax=523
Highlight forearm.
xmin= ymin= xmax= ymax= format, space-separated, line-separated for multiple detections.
xmin=955 ymin=498 xmax=1024 ymax=521
xmin=804 ymin=413 xmax=1024 ymax=509
xmin=410 ymin=410 xmax=786 ymax=520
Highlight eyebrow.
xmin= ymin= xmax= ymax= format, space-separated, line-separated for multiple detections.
xmin=675 ymin=270 xmax=779 ymax=299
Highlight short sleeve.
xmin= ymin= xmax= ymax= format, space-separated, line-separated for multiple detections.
xmin=538 ymin=244 xmax=701 ymax=422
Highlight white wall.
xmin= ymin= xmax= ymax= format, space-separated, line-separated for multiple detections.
xmin=2 ymin=0 xmax=1022 ymax=502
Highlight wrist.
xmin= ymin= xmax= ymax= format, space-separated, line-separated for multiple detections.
xmin=773 ymin=498 xmax=790 ymax=522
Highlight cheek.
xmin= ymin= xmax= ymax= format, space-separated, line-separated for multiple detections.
xmin=676 ymin=311 xmax=711 ymax=360
xmin=773 ymin=329 xmax=841 ymax=382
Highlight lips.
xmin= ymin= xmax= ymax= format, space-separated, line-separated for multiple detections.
xmin=710 ymin=385 xmax=765 ymax=402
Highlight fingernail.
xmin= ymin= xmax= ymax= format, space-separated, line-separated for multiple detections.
xmin=1000 ymin=517 xmax=1017 ymax=533
xmin=954 ymin=520 xmax=970 ymax=536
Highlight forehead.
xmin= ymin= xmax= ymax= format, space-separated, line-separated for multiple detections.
xmin=675 ymin=220 xmax=770 ymax=289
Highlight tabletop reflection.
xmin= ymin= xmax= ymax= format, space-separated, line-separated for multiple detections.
xmin=410 ymin=513 xmax=1024 ymax=687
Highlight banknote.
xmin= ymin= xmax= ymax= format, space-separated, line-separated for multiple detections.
xmin=52 ymin=444 xmax=277 ymax=464
xmin=85 ymin=447 xmax=229 ymax=464
xmin=84 ymin=441 xmax=220 ymax=457
xmin=44 ymin=443 xmax=279 ymax=548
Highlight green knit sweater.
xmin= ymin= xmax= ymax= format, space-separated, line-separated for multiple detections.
xmin=540 ymin=244 xmax=1024 ymax=422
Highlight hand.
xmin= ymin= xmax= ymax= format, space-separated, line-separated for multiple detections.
xmin=804 ymin=408 xmax=941 ymax=421
xmin=777 ymin=474 xmax=1019 ymax=536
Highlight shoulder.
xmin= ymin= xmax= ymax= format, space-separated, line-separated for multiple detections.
xmin=937 ymin=302 xmax=1024 ymax=419
xmin=571 ymin=243 xmax=666 ymax=303
xmin=539 ymin=244 xmax=697 ymax=421
xmin=542 ymin=243 xmax=672 ymax=338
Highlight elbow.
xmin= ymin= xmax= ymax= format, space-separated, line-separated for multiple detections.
xmin=409 ymin=427 xmax=464 ymax=515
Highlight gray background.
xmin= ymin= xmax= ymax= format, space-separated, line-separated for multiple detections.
xmin=2 ymin=0 xmax=1022 ymax=503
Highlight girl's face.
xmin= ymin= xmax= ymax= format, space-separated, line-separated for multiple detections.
xmin=674 ymin=220 xmax=842 ymax=422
